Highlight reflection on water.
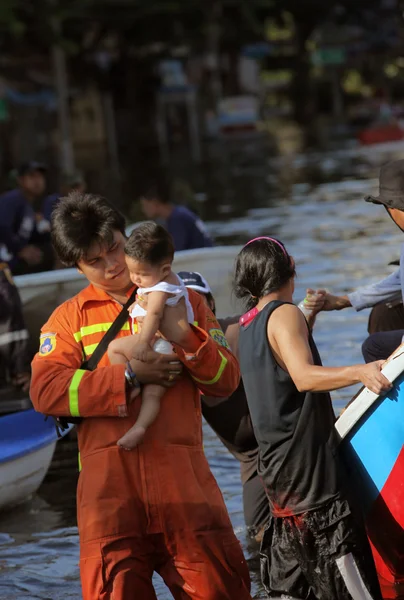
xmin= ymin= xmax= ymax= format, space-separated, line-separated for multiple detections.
xmin=1 ymin=144 xmax=403 ymax=599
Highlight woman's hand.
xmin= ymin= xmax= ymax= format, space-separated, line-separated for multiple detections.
xmin=355 ymin=361 xmax=392 ymax=395
xmin=129 ymin=350 xmax=182 ymax=387
xmin=304 ymin=289 xmax=351 ymax=312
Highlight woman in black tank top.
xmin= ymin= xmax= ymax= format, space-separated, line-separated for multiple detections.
xmin=233 ymin=236 xmax=390 ymax=600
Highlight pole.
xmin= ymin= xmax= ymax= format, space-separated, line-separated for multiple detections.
xmin=51 ymin=8 xmax=74 ymax=173
xmin=102 ymin=91 xmax=120 ymax=178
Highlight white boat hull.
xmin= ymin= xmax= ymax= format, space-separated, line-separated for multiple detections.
xmin=0 ymin=441 xmax=56 ymax=511
xmin=15 ymin=246 xmax=242 ymax=349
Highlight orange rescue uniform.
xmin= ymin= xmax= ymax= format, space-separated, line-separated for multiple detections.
xmin=30 ymin=284 xmax=251 ymax=600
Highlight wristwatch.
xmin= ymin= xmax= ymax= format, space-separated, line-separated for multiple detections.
xmin=125 ymin=361 xmax=140 ymax=388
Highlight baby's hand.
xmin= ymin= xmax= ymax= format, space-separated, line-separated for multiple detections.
xmin=132 ymin=342 xmax=153 ymax=362
xmin=128 ymin=301 xmax=137 ymax=314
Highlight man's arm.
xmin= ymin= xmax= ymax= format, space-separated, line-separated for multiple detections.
xmin=30 ymin=309 xmax=128 ymax=418
xmin=270 ymin=304 xmax=391 ymax=395
xmin=30 ymin=305 xmax=182 ymax=419
xmin=347 ymin=269 xmax=402 ymax=310
xmin=0 ymin=195 xmax=32 ymax=254
xmin=304 ymin=270 xmax=402 ymax=314
xmin=170 ymin=291 xmax=241 ymax=398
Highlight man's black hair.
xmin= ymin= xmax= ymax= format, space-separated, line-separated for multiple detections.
xmin=139 ymin=173 xmax=171 ymax=205
xmin=51 ymin=191 xmax=126 ymax=266
xmin=125 ymin=222 xmax=174 ymax=265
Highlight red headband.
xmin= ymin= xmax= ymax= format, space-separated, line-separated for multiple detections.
xmin=243 ymin=236 xmax=287 ymax=257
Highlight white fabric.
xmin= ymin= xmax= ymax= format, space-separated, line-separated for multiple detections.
xmin=130 ymin=275 xmax=194 ymax=323
xmin=335 ymin=553 xmax=375 ymax=600
xmin=153 ymin=338 xmax=174 ymax=354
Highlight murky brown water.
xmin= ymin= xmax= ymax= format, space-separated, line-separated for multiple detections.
xmin=1 ymin=139 xmax=404 ymax=599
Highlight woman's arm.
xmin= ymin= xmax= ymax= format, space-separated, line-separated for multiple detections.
xmin=269 ymin=304 xmax=392 ymax=395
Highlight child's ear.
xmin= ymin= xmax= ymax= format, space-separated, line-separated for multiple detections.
xmin=162 ymin=263 xmax=171 ymax=277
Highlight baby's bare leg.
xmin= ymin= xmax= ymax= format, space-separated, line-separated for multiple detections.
xmin=108 ymin=335 xmax=138 ymax=365
xmin=117 ymin=384 xmax=165 ymax=450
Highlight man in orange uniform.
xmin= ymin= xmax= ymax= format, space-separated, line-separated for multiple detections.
xmin=30 ymin=192 xmax=251 ymax=600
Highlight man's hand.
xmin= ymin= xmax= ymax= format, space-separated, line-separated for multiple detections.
xmin=132 ymin=341 xmax=153 ymax=362
xmin=304 ymin=289 xmax=351 ymax=312
xmin=18 ymin=245 xmax=43 ymax=266
xmin=12 ymin=372 xmax=31 ymax=392
xmin=129 ymin=350 xmax=182 ymax=387
xmin=356 ymin=361 xmax=392 ymax=395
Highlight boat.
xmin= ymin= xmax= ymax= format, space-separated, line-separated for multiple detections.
xmin=336 ymin=345 xmax=404 ymax=599
xmin=358 ymin=122 xmax=404 ymax=146
xmin=0 ymin=408 xmax=72 ymax=511
xmin=15 ymin=246 xmax=242 ymax=349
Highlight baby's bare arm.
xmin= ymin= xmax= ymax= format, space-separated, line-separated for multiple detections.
xmin=138 ymin=291 xmax=168 ymax=346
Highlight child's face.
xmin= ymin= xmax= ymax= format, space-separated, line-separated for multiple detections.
xmin=125 ymin=256 xmax=170 ymax=288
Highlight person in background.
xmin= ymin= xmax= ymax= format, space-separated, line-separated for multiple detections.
xmin=305 ymin=159 xmax=404 ymax=363
xmin=0 ymin=259 xmax=31 ymax=392
xmin=178 ymin=270 xmax=269 ymax=542
xmin=0 ymin=161 xmax=51 ymax=274
xmin=140 ymin=178 xmax=213 ymax=252
xmin=41 ymin=170 xmax=86 ymax=225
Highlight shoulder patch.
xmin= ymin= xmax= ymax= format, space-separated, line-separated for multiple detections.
xmin=209 ymin=328 xmax=230 ymax=349
xmin=39 ymin=333 xmax=57 ymax=356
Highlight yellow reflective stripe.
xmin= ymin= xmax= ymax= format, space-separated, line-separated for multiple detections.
xmin=73 ymin=321 xmax=130 ymax=342
xmin=68 ymin=369 xmax=86 ymax=417
xmin=83 ymin=343 xmax=98 ymax=357
xmin=192 ymin=351 xmax=227 ymax=385
xmin=78 ymin=452 xmax=82 ymax=472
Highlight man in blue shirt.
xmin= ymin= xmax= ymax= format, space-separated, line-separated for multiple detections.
xmin=0 ymin=161 xmax=54 ymax=274
xmin=139 ymin=180 xmax=213 ymax=251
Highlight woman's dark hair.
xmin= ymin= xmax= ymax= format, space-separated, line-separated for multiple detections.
xmin=234 ymin=237 xmax=295 ymax=310
xmin=125 ymin=222 xmax=174 ymax=265
xmin=51 ymin=191 xmax=126 ymax=266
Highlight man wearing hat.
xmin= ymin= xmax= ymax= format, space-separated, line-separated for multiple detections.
xmin=305 ymin=159 xmax=404 ymax=362
xmin=178 ymin=270 xmax=270 ymax=542
xmin=0 ymin=161 xmax=53 ymax=274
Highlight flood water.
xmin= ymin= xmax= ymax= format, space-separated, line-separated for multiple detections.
xmin=1 ymin=140 xmax=404 ymax=599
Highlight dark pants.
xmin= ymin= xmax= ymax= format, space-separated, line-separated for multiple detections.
xmin=243 ymin=470 xmax=270 ymax=542
xmin=260 ymin=498 xmax=382 ymax=600
xmin=362 ymin=330 xmax=404 ymax=363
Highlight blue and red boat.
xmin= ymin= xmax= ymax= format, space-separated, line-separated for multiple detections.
xmin=336 ymin=346 xmax=404 ymax=599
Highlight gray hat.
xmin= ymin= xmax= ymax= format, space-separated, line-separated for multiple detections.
xmin=365 ymin=159 xmax=404 ymax=210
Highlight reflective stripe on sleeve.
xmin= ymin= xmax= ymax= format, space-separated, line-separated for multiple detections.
xmin=74 ymin=321 xmax=130 ymax=342
xmin=83 ymin=343 xmax=98 ymax=357
xmin=68 ymin=369 xmax=87 ymax=417
xmin=192 ymin=351 xmax=227 ymax=385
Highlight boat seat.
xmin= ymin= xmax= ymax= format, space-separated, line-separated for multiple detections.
xmin=0 ymin=409 xmax=56 ymax=464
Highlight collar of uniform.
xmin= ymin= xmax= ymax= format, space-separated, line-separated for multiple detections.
xmin=77 ymin=283 xmax=137 ymax=309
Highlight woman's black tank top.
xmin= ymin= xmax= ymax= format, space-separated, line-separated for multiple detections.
xmin=239 ymin=300 xmax=342 ymax=517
